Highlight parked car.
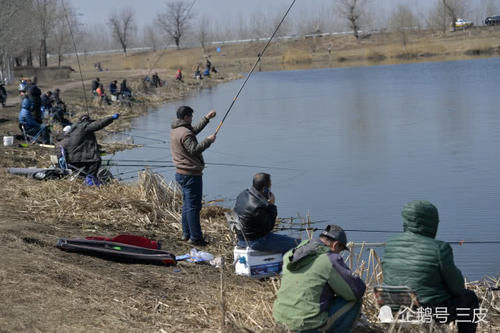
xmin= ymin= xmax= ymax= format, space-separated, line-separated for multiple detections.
xmin=485 ymin=16 xmax=500 ymax=26
xmin=454 ymin=18 xmax=473 ymax=29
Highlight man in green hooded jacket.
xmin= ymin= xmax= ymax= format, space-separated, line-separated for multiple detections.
xmin=273 ymin=225 xmax=366 ymax=333
xmin=382 ymin=200 xmax=479 ymax=333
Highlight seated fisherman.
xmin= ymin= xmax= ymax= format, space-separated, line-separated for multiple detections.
xmin=40 ymin=90 xmax=54 ymax=117
xmin=18 ymin=92 xmax=50 ymax=144
xmin=109 ymin=80 xmax=118 ymax=97
xmin=64 ymin=113 xmax=119 ymax=184
xmin=119 ymin=79 xmax=132 ymax=97
xmin=273 ymin=224 xmax=366 ymax=333
xmin=233 ymin=173 xmax=300 ymax=253
xmin=382 ymin=200 xmax=480 ymax=333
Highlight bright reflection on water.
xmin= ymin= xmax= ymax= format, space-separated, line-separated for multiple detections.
xmin=109 ymin=58 xmax=500 ymax=280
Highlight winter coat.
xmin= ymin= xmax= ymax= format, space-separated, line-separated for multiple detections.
xmin=91 ymin=80 xmax=99 ymax=91
xmin=18 ymin=98 xmax=41 ymax=129
xmin=233 ymin=187 xmax=277 ymax=241
xmin=41 ymin=94 xmax=53 ymax=108
xmin=382 ymin=200 xmax=465 ymax=305
xmin=65 ymin=116 xmax=114 ymax=163
xmin=273 ymin=239 xmax=366 ymax=331
xmin=170 ymin=117 xmax=212 ymax=175
xmin=109 ymin=82 xmax=118 ymax=95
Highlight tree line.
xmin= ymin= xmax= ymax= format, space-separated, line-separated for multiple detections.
xmin=0 ymin=0 xmax=498 ymax=76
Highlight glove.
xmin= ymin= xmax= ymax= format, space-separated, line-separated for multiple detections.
xmin=112 ymin=113 xmax=120 ymax=119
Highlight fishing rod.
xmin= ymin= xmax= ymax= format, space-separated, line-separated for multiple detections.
xmin=103 ymin=129 xmax=168 ymax=144
xmin=214 ymin=0 xmax=297 ymax=135
xmin=106 ymin=160 xmax=301 ymax=171
xmin=275 ymin=227 xmax=400 ymax=233
xmin=276 ymin=227 xmax=500 ymax=245
xmin=61 ymin=1 xmax=89 ymax=115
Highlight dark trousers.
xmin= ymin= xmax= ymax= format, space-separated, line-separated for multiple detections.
xmin=71 ymin=160 xmax=101 ymax=178
xmin=428 ymin=289 xmax=479 ymax=333
xmin=175 ymin=173 xmax=203 ymax=242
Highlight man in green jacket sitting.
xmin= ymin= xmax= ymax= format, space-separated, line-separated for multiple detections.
xmin=273 ymin=225 xmax=366 ymax=333
xmin=382 ymin=200 xmax=479 ymax=333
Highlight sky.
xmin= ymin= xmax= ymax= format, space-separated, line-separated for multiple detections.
xmin=69 ymin=0 xmax=429 ymax=30
xmin=68 ymin=0 xmax=496 ymax=47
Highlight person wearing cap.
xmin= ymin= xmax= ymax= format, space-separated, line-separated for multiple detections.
xmin=170 ymin=105 xmax=216 ymax=246
xmin=382 ymin=200 xmax=479 ymax=333
xmin=233 ymin=173 xmax=300 ymax=253
xmin=273 ymin=225 xmax=366 ymax=333
xmin=64 ymin=113 xmax=119 ymax=183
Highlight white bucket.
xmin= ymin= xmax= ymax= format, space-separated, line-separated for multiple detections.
xmin=3 ymin=136 xmax=14 ymax=146
xmin=111 ymin=95 xmax=117 ymax=102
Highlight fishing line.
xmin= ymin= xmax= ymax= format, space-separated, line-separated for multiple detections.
xmin=214 ymin=0 xmax=297 ymax=135
xmin=276 ymin=227 xmax=500 ymax=245
xmin=103 ymin=129 xmax=168 ymax=144
xmin=61 ymin=1 xmax=89 ymax=115
xmin=106 ymin=160 xmax=301 ymax=171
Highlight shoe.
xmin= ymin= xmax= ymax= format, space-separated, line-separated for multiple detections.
xmin=181 ymin=234 xmax=190 ymax=241
xmin=189 ymin=239 xmax=209 ymax=247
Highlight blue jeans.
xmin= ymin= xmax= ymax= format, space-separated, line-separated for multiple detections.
xmin=237 ymin=232 xmax=300 ymax=253
xmin=299 ymin=298 xmax=362 ymax=333
xmin=175 ymin=173 xmax=203 ymax=241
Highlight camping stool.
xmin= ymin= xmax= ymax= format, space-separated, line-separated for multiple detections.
xmin=20 ymin=124 xmax=45 ymax=144
xmin=373 ymin=285 xmax=452 ymax=333
xmin=224 ymin=211 xmax=283 ymax=278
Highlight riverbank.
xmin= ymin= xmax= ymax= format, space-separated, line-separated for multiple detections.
xmin=1 ymin=31 xmax=499 ymax=331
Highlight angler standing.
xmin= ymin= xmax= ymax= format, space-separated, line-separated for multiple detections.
xmin=171 ymin=106 xmax=216 ymax=246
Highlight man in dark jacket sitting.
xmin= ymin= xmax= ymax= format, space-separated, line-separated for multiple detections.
xmin=382 ymin=200 xmax=479 ymax=333
xmin=65 ymin=113 xmax=119 ymax=183
xmin=233 ymin=173 xmax=299 ymax=253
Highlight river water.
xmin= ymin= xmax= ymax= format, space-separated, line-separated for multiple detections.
xmin=109 ymin=58 xmax=500 ymax=280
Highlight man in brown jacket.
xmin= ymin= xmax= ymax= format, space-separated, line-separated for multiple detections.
xmin=170 ymin=106 xmax=216 ymax=246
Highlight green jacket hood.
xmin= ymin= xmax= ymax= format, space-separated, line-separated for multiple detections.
xmin=401 ymin=200 xmax=439 ymax=238
xmin=286 ymin=240 xmax=329 ymax=271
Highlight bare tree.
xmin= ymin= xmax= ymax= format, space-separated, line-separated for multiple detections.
xmin=442 ymin=0 xmax=465 ymax=31
xmin=428 ymin=0 xmax=465 ymax=32
xmin=144 ymin=24 xmax=160 ymax=51
xmin=0 ymin=1 xmax=38 ymax=74
xmin=51 ymin=1 xmax=81 ymax=67
xmin=108 ymin=8 xmax=136 ymax=55
xmin=156 ymin=1 xmax=195 ymax=50
xmin=197 ymin=16 xmax=211 ymax=51
xmin=336 ymin=0 xmax=367 ymax=39
xmin=32 ymin=0 xmax=58 ymax=67
xmin=390 ymin=4 xmax=418 ymax=51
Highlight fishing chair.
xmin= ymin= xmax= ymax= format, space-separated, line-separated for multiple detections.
xmin=20 ymin=124 xmax=50 ymax=144
xmin=373 ymin=285 xmax=452 ymax=333
xmin=58 ymin=147 xmax=113 ymax=185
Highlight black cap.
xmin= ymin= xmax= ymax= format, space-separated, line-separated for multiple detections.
xmin=320 ymin=224 xmax=349 ymax=251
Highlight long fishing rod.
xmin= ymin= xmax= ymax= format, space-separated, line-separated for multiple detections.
xmin=106 ymin=160 xmax=300 ymax=171
xmin=275 ymin=227 xmax=400 ymax=233
xmin=214 ymin=0 xmax=297 ymax=135
xmin=103 ymin=129 xmax=168 ymax=144
xmin=277 ymin=227 xmax=500 ymax=245
xmin=61 ymin=1 xmax=89 ymax=115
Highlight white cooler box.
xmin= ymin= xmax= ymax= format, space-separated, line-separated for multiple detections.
xmin=233 ymin=246 xmax=283 ymax=278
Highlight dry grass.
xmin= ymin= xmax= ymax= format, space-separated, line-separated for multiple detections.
xmin=281 ymin=48 xmax=313 ymax=64
xmin=0 ymin=167 xmax=497 ymax=332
